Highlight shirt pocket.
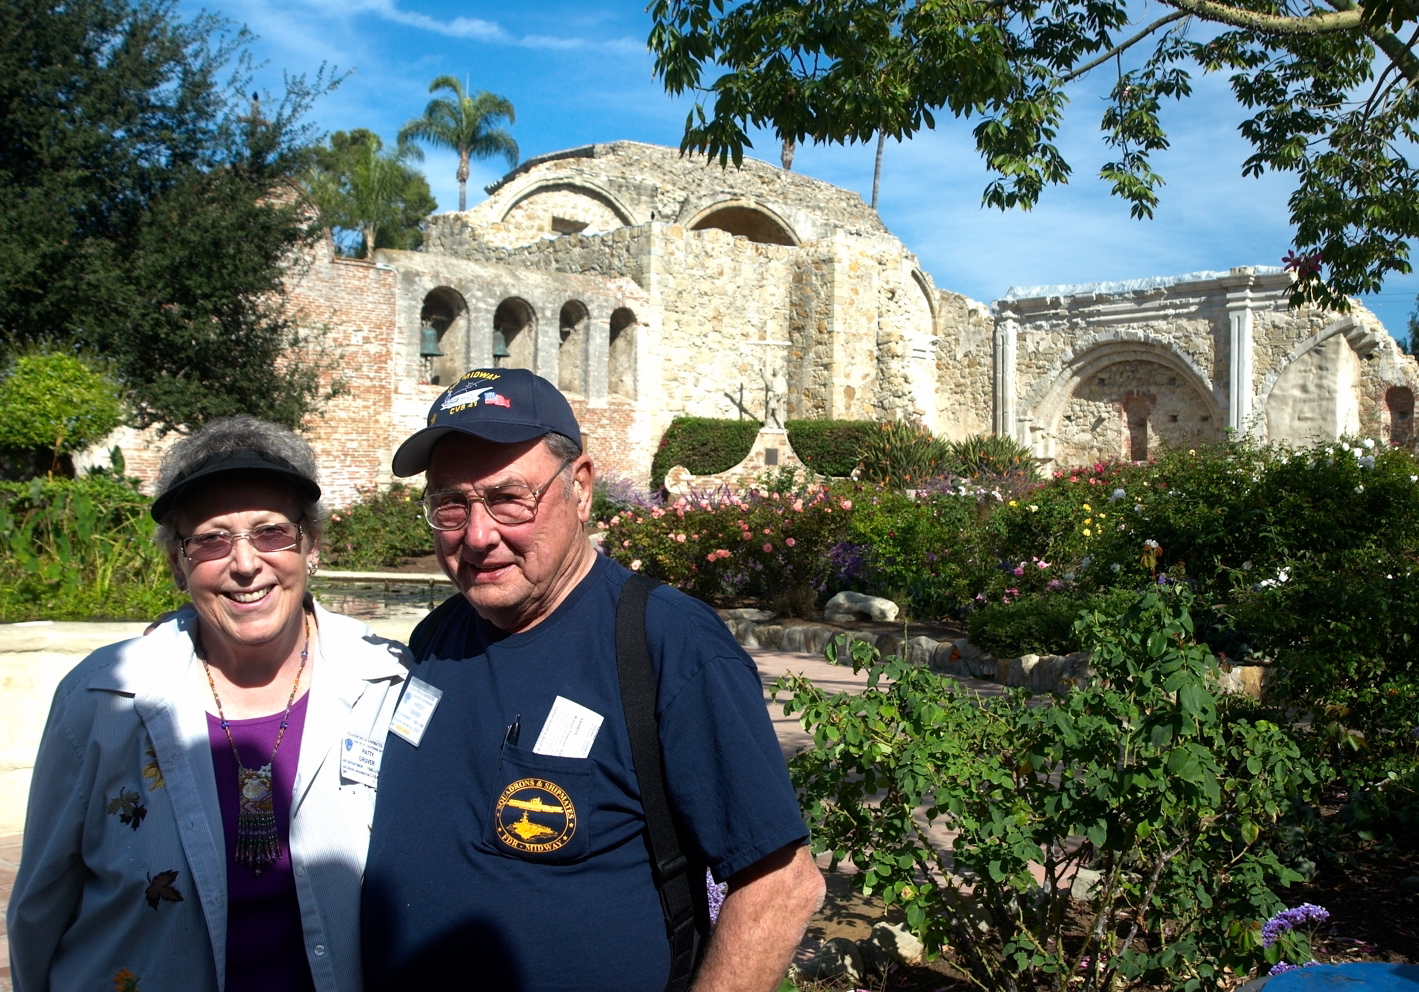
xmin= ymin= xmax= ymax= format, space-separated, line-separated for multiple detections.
xmin=481 ymin=744 xmax=594 ymax=864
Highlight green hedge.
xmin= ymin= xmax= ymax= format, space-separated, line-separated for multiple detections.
xmin=784 ymin=419 xmax=875 ymax=477
xmin=650 ymin=417 xmax=761 ymax=490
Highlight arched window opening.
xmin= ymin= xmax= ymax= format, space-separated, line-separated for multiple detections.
xmin=559 ymin=301 xmax=589 ymax=395
xmin=608 ymin=308 xmax=637 ymax=399
xmin=690 ymin=206 xmax=794 ymax=246
xmin=1387 ymin=386 xmax=1415 ymax=446
xmin=493 ymin=298 xmax=535 ymax=371
xmin=1123 ymin=394 xmax=1151 ymax=461
xmin=421 ymin=287 xmax=468 ymax=386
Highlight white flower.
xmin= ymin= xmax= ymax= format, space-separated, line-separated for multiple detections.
xmin=1356 ymin=485 xmax=1365 ymax=493
xmin=1364 ymin=438 xmax=1376 ymax=449
xmin=1080 ymin=556 xmax=1093 ymax=569
xmin=1358 ymin=456 xmax=1375 ymax=469
xmin=631 ymin=559 xmax=643 ymax=571
xmin=1134 ymin=503 xmax=1144 ymax=513
xmin=1110 ymin=488 xmax=1126 ymax=502
xmin=1340 ymin=442 xmax=1351 ymax=452
xmin=1110 ymin=563 xmax=1121 ymax=572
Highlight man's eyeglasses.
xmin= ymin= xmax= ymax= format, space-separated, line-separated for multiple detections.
xmin=421 ymin=455 xmax=577 ymax=530
xmin=180 ymin=521 xmax=304 ymax=562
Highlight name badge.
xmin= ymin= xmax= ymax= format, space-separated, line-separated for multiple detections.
xmin=390 ymin=676 xmax=443 ymax=747
xmin=532 ymin=695 xmax=604 ymax=759
xmin=341 ymin=732 xmax=383 ymax=787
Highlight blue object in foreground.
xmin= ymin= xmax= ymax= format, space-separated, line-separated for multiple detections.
xmin=1239 ymin=963 xmax=1419 ymax=992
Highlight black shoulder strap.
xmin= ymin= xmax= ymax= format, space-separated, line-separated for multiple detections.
xmin=409 ymin=591 xmax=466 ymax=660
xmin=615 ymin=573 xmax=707 ymax=992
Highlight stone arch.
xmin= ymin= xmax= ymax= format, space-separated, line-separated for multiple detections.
xmin=1256 ymin=316 xmax=1376 ymax=445
xmin=1024 ymin=338 xmax=1223 ymax=466
xmin=683 ymin=198 xmax=799 ymax=246
xmin=493 ymin=297 xmax=536 ymax=371
xmin=497 ymin=178 xmax=637 ymax=236
xmin=1386 ymin=385 xmax=1415 ymax=446
xmin=420 ymin=286 xmax=470 ymax=387
xmin=608 ymin=307 xmax=637 ymax=399
xmin=559 ymin=300 xmax=589 ymax=395
xmin=910 ymin=267 xmax=938 ymax=324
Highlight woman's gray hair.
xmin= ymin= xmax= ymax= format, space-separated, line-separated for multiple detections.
xmin=153 ymin=417 xmax=326 ymax=554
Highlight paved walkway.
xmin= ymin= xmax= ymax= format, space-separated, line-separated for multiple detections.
xmin=0 ymin=643 xmax=999 ymax=990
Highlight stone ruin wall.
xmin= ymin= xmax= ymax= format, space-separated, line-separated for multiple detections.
xmin=932 ymin=290 xmax=996 ymax=441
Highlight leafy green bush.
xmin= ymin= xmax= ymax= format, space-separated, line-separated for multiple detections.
xmin=0 ymin=350 xmax=124 ymax=478
xmin=968 ymin=591 xmax=1091 ymax=656
xmin=649 ymin=416 xmax=762 ymax=492
xmin=322 ymin=483 xmax=432 ymax=570
xmin=777 ymin=587 xmax=1325 ymax=992
xmin=0 ymin=477 xmax=183 ymax=621
xmin=855 ymin=419 xmax=951 ymax=489
xmin=601 ymin=482 xmax=854 ymax=606
xmin=784 ymin=419 xmax=875 ymax=477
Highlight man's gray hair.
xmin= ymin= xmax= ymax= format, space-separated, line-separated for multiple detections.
xmin=153 ymin=417 xmax=326 ymax=553
xmin=543 ymin=432 xmax=582 ymax=497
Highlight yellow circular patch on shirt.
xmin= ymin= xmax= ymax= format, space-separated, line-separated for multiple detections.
xmin=493 ymin=778 xmax=577 ymax=853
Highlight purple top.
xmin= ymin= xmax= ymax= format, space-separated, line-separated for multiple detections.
xmin=208 ymin=692 xmax=315 ymax=992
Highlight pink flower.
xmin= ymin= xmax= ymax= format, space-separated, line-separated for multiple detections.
xmin=1038 ymin=560 xmax=1051 ymax=569
xmin=651 ymin=507 xmax=665 ymax=518
xmin=675 ymin=533 xmax=686 ymax=543
xmin=763 ymin=528 xmax=772 ymax=535
xmin=622 ymin=540 xmax=631 ymax=547
xmin=785 ymin=537 xmax=796 ymax=547
xmin=707 ymin=552 xmax=717 ymax=563
xmin=763 ymin=543 xmax=773 ymax=553
xmin=1012 ymin=566 xmax=1025 ymax=577
xmin=741 ymin=531 xmax=752 ymax=541
xmin=840 ymin=499 xmax=853 ymax=510
xmin=793 ymin=500 xmax=804 ymax=512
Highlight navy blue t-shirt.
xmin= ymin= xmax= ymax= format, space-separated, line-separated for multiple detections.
xmin=361 ymin=555 xmax=808 ymax=992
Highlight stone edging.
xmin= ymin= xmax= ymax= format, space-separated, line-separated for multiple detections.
xmin=720 ymin=609 xmax=1265 ymax=696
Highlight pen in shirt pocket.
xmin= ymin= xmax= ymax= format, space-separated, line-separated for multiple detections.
xmin=504 ymin=714 xmax=520 ymax=747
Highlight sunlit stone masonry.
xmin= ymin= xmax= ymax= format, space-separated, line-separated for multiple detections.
xmin=100 ymin=141 xmax=1419 ymax=503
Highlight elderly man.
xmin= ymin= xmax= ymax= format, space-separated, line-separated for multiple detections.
xmin=361 ymin=368 xmax=824 ymax=991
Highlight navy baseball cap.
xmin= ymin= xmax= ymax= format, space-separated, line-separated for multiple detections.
xmin=392 ymin=367 xmax=583 ymax=477
xmin=150 ymin=449 xmax=322 ymax=522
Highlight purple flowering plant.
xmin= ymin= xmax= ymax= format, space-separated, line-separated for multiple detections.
xmin=1259 ymin=903 xmax=1330 ymax=974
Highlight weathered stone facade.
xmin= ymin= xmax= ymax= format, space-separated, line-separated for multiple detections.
xmin=98 ymin=141 xmax=1419 ymax=504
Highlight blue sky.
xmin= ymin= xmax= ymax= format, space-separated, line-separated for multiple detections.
xmin=183 ymin=0 xmax=1419 ymax=340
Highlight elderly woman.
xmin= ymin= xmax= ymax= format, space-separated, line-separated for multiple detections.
xmin=8 ymin=417 xmax=408 ymax=992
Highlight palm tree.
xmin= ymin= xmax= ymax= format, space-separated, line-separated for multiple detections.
xmin=305 ymin=131 xmax=431 ymax=257
xmin=400 ymin=76 xmax=518 ymax=211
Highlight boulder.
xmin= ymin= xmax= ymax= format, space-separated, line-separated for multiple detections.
xmin=823 ymin=591 xmax=900 ymax=623
xmin=1071 ymin=867 xmax=1104 ymax=901
xmin=797 ymin=936 xmax=864 ymax=982
xmin=724 ymin=607 xmax=776 ymax=622
xmin=860 ymin=922 xmax=925 ymax=972
xmin=905 ymin=635 xmax=939 ymax=667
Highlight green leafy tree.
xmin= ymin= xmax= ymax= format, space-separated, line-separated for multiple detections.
xmin=306 ymin=130 xmax=436 ymax=257
xmin=0 ymin=0 xmax=342 ymax=433
xmin=399 ymin=76 xmax=518 ymax=211
xmin=649 ymin=0 xmax=1419 ymax=309
xmin=1405 ymin=294 xmax=1419 ymax=355
xmin=0 ymin=351 xmax=124 ymax=476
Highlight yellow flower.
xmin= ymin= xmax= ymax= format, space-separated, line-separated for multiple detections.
xmin=1083 ymin=527 xmax=1093 ymax=537
xmin=1009 ymin=500 xmax=1018 ymax=507
xmin=1082 ymin=503 xmax=1092 ymax=512
xmin=143 ymin=747 xmax=165 ymax=790
xmin=1084 ymin=517 xmax=1092 ymax=525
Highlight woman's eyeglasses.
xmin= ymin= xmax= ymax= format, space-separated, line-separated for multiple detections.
xmin=180 ymin=521 xmax=304 ymax=562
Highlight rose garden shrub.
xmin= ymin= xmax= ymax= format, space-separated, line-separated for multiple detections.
xmin=776 ymin=587 xmax=1326 ymax=992
xmin=322 ymin=483 xmax=431 ymax=570
xmin=601 ymin=483 xmax=855 ymax=609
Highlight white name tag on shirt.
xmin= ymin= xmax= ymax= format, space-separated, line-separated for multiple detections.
xmin=532 ymin=696 xmax=604 ymax=759
xmin=341 ymin=732 xmax=383 ymax=787
xmin=390 ymin=677 xmax=443 ymax=747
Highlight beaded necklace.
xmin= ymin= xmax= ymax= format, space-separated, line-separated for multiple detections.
xmin=200 ymin=612 xmax=310 ymax=875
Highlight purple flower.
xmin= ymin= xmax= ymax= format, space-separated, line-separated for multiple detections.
xmin=706 ymin=869 xmax=727 ymax=924
xmin=1262 ymin=904 xmax=1330 ymax=948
